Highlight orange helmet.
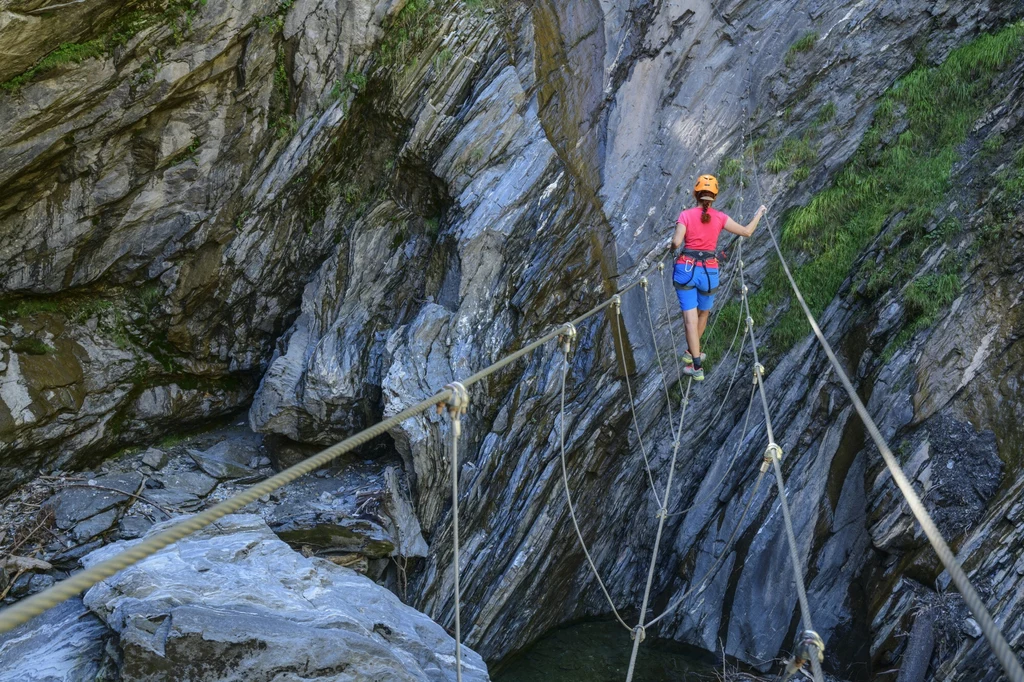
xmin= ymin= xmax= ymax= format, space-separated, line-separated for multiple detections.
xmin=693 ymin=174 xmax=719 ymax=200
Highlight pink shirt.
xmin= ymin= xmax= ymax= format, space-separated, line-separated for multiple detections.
xmin=678 ymin=207 xmax=729 ymax=251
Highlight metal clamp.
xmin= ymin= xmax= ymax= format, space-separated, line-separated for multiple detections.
xmin=640 ymin=276 xmax=648 ymax=290
xmin=656 ymin=507 xmax=668 ymax=520
xmin=762 ymin=442 xmax=783 ymax=472
xmin=443 ymin=382 xmax=469 ymax=437
xmin=559 ymin=323 xmax=578 ymax=355
xmin=658 ymin=261 xmax=665 ymax=273
xmin=796 ymin=630 xmax=824 ymax=663
xmin=631 ymin=625 xmax=646 ymax=643
xmin=611 ymin=294 xmax=621 ymax=313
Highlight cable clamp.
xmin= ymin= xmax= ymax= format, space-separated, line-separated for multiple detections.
xmin=631 ymin=625 xmax=646 ymax=643
xmin=611 ymin=294 xmax=621 ymax=313
xmin=443 ymin=382 xmax=469 ymax=437
xmin=656 ymin=507 xmax=668 ymax=520
xmin=786 ymin=630 xmax=824 ymax=672
xmin=559 ymin=323 xmax=577 ymax=354
xmin=755 ymin=363 xmax=765 ymax=377
xmin=742 ymin=285 xmax=749 ymax=296
xmin=762 ymin=442 xmax=782 ymax=472
xmin=745 ymin=316 xmax=755 ymax=331
xmin=640 ymin=276 xmax=648 ymax=290
xmin=658 ymin=261 xmax=665 ymax=273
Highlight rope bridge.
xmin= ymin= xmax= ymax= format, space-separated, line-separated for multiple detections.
xmin=1 ymin=182 xmax=1022 ymax=682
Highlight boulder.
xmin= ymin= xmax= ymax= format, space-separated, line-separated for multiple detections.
xmin=140 ymin=448 xmax=168 ymax=470
xmin=0 ymin=598 xmax=114 ymax=682
xmin=82 ymin=514 xmax=488 ymax=682
xmin=186 ymin=440 xmax=255 ymax=479
xmin=262 ymin=463 xmax=428 ymax=562
xmin=49 ymin=473 xmax=144 ymax=529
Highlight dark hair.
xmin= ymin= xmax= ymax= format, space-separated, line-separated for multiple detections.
xmin=697 ymin=192 xmax=715 ymax=223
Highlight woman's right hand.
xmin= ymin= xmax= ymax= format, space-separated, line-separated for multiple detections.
xmin=756 ymin=205 xmax=767 ymax=217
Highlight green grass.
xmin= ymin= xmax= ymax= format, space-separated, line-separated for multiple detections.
xmin=785 ymin=31 xmax=818 ymax=67
xmin=0 ymin=285 xmax=165 ymax=350
xmin=766 ymin=135 xmax=817 ymax=174
xmin=1 ymin=0 xmax=208 ymax=92
xmin=882 ymin=271 xmax=962 ymax=360
xmin=717 ymin=157 xmax=743 ymax=190
xmin=166 ymin=136 xmax=201 ymax=167
xmin=815 ymin=101 xmax=837 ymax=125
xmin=256 ymin=0 xmax=294 ymax=31
xmin=981 ymin=132 xmax=1005 ymax=158
xmin=377 ymin=0 xmax=441 ymax=77
xmin=432 ymin=46 xmax=454 ymax=70
xmin=744 ymin=21 xmax=1024 ymax=357
xmin=11 ymin=338 xmax=56 ymax=355
xmin=269 ymin=44 xmax=296 ymax=138
xmin=1 ymin=41 xmax=105 ymax=92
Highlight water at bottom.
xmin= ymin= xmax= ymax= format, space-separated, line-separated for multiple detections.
xmin=493 ymin=619 xmax=721 ymax=682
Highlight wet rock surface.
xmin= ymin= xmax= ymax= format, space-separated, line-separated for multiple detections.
xmin=82 ymin=514 xmax=488 ymax=681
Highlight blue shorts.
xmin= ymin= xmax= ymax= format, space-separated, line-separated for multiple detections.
xmin=674 ymin=260 xmax=720 ymax=312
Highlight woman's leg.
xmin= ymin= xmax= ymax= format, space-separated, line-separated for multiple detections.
xmin=697 ymin=309 xmax=711 ymax=338
xmin=683 ymin=308 xmax=701 ymax=359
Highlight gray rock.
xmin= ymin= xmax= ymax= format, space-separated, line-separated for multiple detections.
xmin=139 ymin=448 xmax=167 ymax=470
xmin=49 ymin=473 xmax=144 ymax=529
xmin=7 ymin=572 xmax=57 ymax=601
xmin=82 ymin=514 xmax=488 ymax=681
xmin=153 ymin=470 xmax=219 ymax=498
xmin=0 ymin=598 xmax=113 ymax=682
xmin=262 ymin=464 xmax=426 ymax=561
xmin=71 ymin=509 xmax=118 ymax=543
xmin=961 ymin=618 xmax=982 ymax=639
xmin=139 ymin=488 xmax=201 ymax=511
xmin=117 ymin=516 xmax=154 ymax=540
xmin=186 ymin=440 xmax=255 ymax=479
xmin=49 ymin=539 xmax=105 ymax=571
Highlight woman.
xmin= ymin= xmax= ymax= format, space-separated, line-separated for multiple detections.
xmin=671 ymin=174 xmax=766 ymax=381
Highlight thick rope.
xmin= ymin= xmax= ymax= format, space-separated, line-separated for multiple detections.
xmin=738 ymin=245 xmax=824 ymax=682
xmin=644 ymin=464 xmax=767 ymax=630
xmin=669 ymin=356 xmax=756 ymax=519
xmin=748 ymin=147 xmax=1024 ymax=681
xmin=657 ymin=262 xmax=686 ymax=389
xmin=0 ymin=255 xmax=670 ymax=636
xmin=612 ymin=294 xmax=664 ymax=508
xmin=558 ymin=336 xmax=632 ymax=631
xmin=624 ymin=378 xmax=692 ymax=682
xmin=445 ymin=381 xmax=469 ymax=682
xmin=642 ymin=278 xmax=682 ymax=444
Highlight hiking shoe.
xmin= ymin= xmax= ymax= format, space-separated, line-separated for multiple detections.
xmin=682 ymin=364 xmax=705 ymax=382
xmin=681 ymin=350 xmax=706 ymax=365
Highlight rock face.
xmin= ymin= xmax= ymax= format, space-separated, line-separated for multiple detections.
xmin=82 ymin=514 xmax=489 ymax=681
xmin=0 ymin=598 xmax=115 ymax=682
xmin=4 ymin=0 xmax=1024 ymax=680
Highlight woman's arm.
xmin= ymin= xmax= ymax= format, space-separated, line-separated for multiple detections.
xmin=723 ymin=205 xmax=767 ymax=238
xmin=671 ymin=220 xmax=687 ymax=250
